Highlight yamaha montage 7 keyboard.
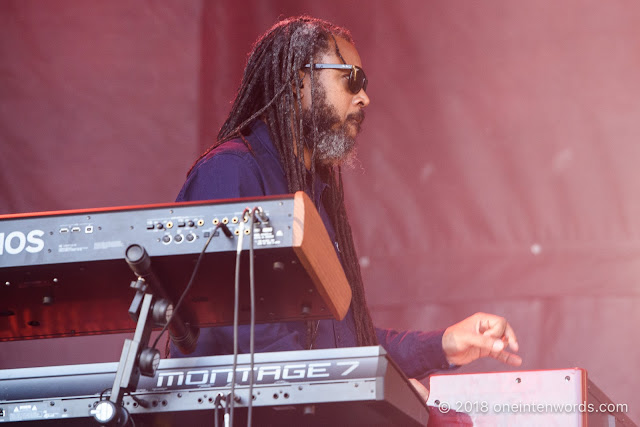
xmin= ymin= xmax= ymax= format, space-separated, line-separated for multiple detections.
xmin=0 ymin=346 xmax=428 ymax=426
xmin=0 ymin=192 xmax=351 ymax=341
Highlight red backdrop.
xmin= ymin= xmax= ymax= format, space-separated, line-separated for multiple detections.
xmin=1 ymin=1 xmax=638 ymax=421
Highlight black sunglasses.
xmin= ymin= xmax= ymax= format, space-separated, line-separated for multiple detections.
xmin=303 ymin=63 xmax=368 ymax=94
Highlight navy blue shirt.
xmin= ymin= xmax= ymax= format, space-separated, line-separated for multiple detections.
xmin=172 ymin=120 xmax=450 ymax=378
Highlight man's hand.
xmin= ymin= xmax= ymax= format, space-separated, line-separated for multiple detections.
xmin=442 ymin=312 xmax=522 ymax=367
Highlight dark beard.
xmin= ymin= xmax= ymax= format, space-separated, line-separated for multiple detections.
xmin=302 ymin=85 xmax=364 ymax=166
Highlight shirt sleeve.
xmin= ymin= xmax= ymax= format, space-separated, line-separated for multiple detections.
xmin=375 ymin=327 xmax=453 ymax=379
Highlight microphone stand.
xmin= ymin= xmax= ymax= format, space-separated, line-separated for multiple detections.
xmin=91 ymin=244 xmax=197 ymax=426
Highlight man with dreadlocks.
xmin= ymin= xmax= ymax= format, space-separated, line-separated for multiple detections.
xmin=171 ymin=16 xmax=522 ymax=389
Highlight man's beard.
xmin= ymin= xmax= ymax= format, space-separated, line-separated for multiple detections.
xmin=301 ymin=86 xmax=365 ymax=167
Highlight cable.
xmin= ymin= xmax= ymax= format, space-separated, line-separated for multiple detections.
xmin=126 ymin=392 xmax=149 ymax=409
xmin=151 ymin=223 xmax=229 ymax=350
xmin=214 ymin=393 xmax=224 ymax=427
xmin=230 ymin=216 xmax=246 ymax=427
xmin=99 ymin=388 xmax=112 ymax=401
xmin=224 ymin=392 xmax=233 ymax=427
xmin=246 ymin=208 xmax=258 ymax=427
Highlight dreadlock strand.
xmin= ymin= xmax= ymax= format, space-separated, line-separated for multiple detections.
xmin=223 ymin=82 xmax=289 ymax=145
xmin=308 ymin=59 xmax=319 ymax=202
xmin=329 ymin=169 xmax=378 ymax=346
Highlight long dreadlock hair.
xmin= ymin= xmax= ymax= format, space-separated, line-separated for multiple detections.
xmin=190 ymin=16 xmax=378 ymax=347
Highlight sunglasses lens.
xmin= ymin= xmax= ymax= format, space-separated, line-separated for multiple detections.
xmin=349 ymin=67 xmax=367 ymax=94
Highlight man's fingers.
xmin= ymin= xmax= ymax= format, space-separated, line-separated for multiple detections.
xmin=462 ymin=331 xmax=504 ymax=355
xmin=444 ymin=313 xmax=523 ymax=367
xmin=493 ymin=350 xmax=523 ymax=367
xmin=504 ymin=323 xmax=519 ymax=352
xmin=463 ymin=332 xmax=523 ymax=367
xmin=483 ymin=334 xmax=522 ymax=367
xmin=479 ymin=314 xmax=519 ymax=353
xmin=491 ymin=338 xmax=505 ymax=353
xmin=480 ymin=316 xmax=506 ymax=336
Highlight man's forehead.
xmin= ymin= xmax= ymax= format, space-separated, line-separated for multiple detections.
xmin=319 ymin=35 xmax=363 ymax=67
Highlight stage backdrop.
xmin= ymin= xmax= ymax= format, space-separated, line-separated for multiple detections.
xmin=1 ymin=0 xmax=638 ymax=422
